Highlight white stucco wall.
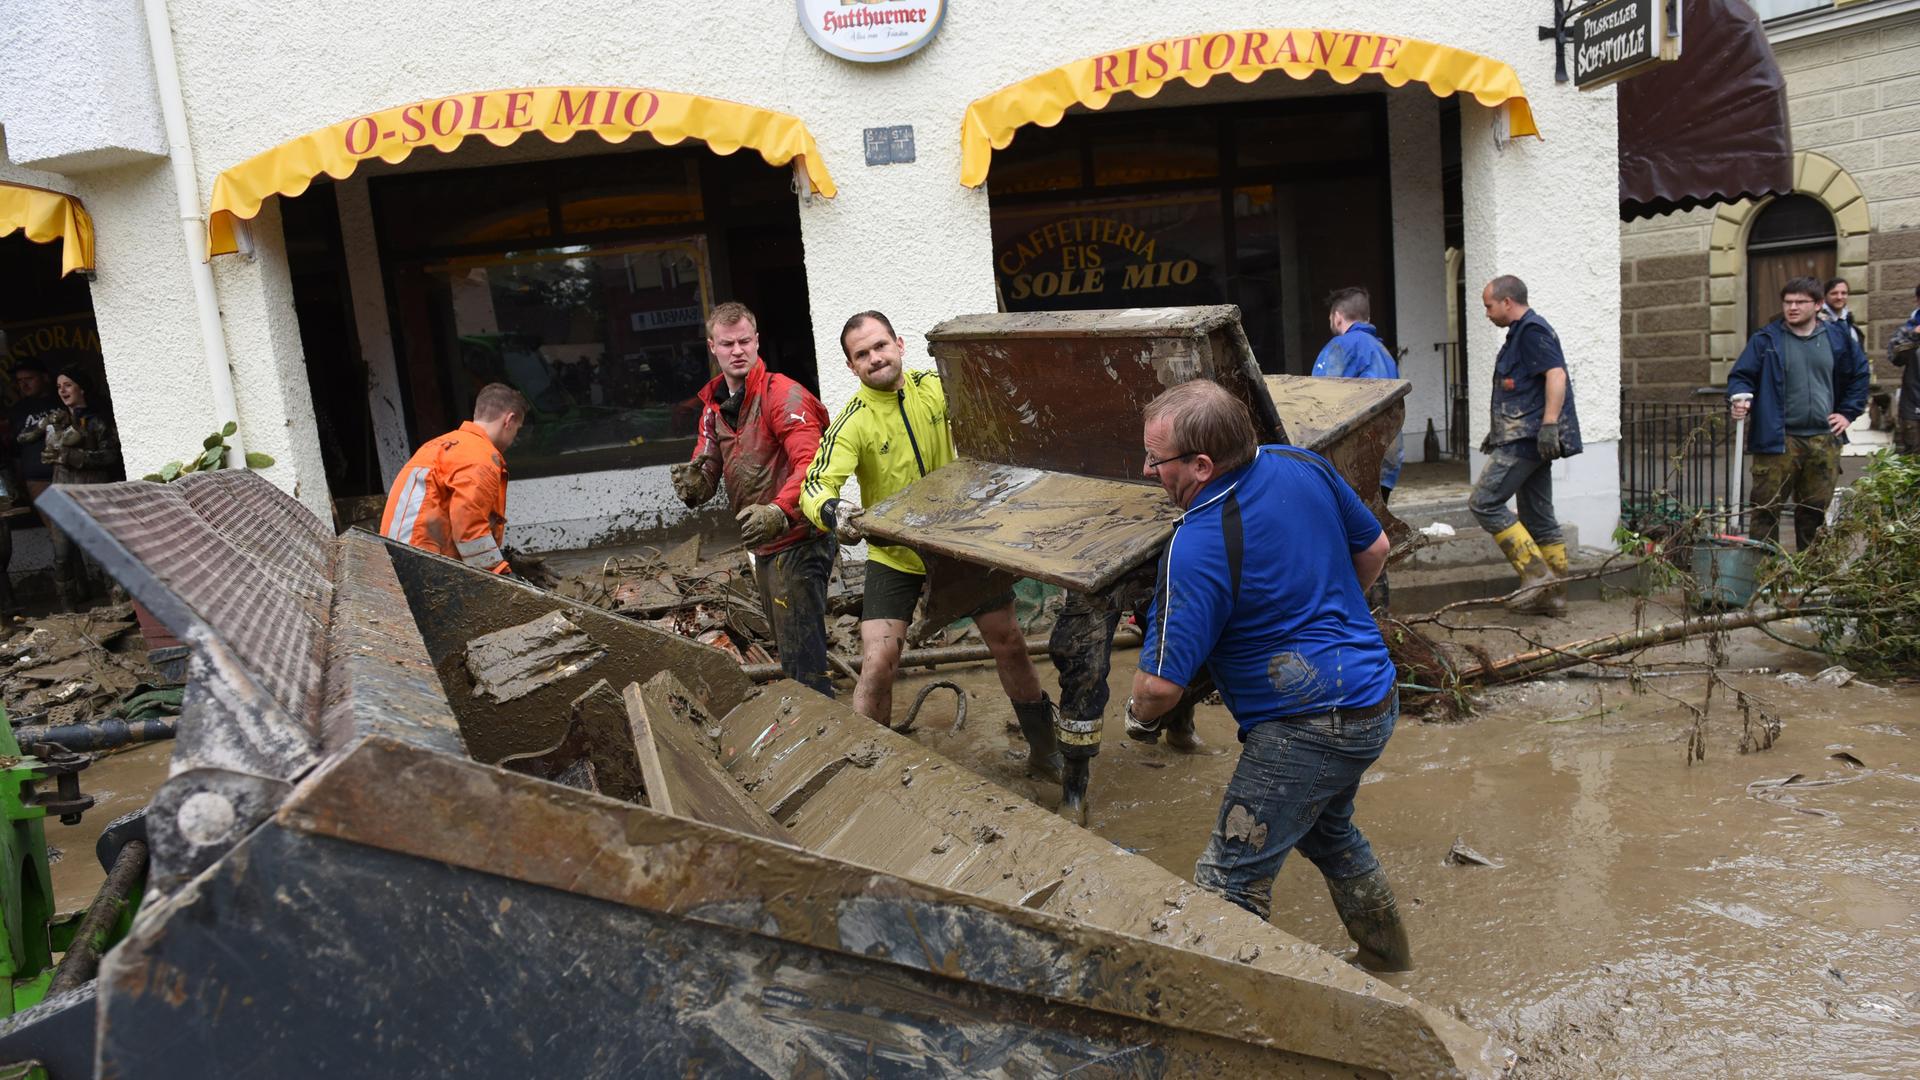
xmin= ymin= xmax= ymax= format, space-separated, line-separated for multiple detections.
xmin=1461 ymin=80 xmax=1623 ymax=548
xmin=0 ymin=0 xmax=167 ymax=172
xmin=1386 ymin=91 xmax=1449 ymax=462
xmin=7 ymin=0 xmax=1623 ymax=550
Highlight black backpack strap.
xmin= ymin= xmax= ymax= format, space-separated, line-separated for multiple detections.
xmin=1221 ymin=490 xmax=1243 ymax=606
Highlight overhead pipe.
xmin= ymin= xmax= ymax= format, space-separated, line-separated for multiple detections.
xmin=142 ymin=0 xmax=246 ymax=463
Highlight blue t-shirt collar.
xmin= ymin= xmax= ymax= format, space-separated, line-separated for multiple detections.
xmin=1179 ymin=457 xmax=1255 ymax=521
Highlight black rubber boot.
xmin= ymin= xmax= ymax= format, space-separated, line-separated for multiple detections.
xmin=1011 ymin=695 xmax=1065 ymax=785
xmin=1325 ymin=867 xmax=1413 ymax=973
xmin=1058 ymin=754 xmax=1090 ymax=826
xmin=1164 ymin=703 xmax=1206 ymax=753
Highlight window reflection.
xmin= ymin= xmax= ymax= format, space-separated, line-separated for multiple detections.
xmin=425 ymin=240 xmax=713 ymax=475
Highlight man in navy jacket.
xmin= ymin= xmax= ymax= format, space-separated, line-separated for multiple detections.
xmin=1727 ymin=276 xmax=1870 ymax=550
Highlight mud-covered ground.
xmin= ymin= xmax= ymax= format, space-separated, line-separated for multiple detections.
xmin=887 ymin=602 xmax=1919 ymax=1079
xmin=51 ymin=598 xmax=1916 ymax=1078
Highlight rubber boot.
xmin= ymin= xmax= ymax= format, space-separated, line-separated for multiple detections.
xmin=1539 ymin=541 xmax=1571 ymax=614
xmin=1164 ymin=703 xmax=1206 ymax=753
xmin=1011 ymin=695 xmax=1066 ymax=785
xmin=54 ymin=576 xmax=79 ymax=615
xmin=1058 ymin=754 xmax=1090 ymax=826
xmin=1492 ymin=523 xmax=1563 ymax=616
xmin=1326 ymin=867 xmax=1413 ymax=973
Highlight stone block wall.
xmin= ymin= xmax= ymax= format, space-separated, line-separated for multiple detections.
xmin=1616 ymin=8 xmax=1920 ymax=403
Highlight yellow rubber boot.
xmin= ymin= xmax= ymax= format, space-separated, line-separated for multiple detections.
xmin=1493 ymin=524 xmax=1563 ymax=615
xmin=1537 ymin=541 xmax=1570 ymax=616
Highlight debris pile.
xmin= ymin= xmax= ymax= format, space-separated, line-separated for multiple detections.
xmin=1 ymin=605 xmax=180 ymax=730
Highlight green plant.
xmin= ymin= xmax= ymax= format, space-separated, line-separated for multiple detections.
xmin=1770 ymin=450 xmax=1920 ymax=673
xmin=141 ymin=422 xmax=276 ymax=483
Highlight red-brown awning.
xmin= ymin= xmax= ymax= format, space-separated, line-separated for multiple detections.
xmin=1619 ymin=0 xmax=1792 ymax=220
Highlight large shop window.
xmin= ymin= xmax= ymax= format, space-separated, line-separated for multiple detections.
xmin=988 ymin=97 xmax=1392 ymax=375
xmin=374 ymin=148 xmax=812 ymax=477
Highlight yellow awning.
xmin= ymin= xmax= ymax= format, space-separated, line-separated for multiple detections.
xmin=962 ymin=30 xmax=1540 ymax=187
xmin=0 ymin=183 xmax=95 ymax=277
xmin=207 ymin=87 xmax=838 ymax=255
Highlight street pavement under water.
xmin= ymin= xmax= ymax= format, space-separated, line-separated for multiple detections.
xmin=50 ymin=599 xmax=1918 ymax=1078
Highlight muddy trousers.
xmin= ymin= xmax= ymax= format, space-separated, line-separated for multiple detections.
xmin=1469 ymin=447 xmax=1562 ymax=547
xmin=1194 ymin=695 xmax=1396 ymax=921
xmin=1049 ymin=590 xmax=1204 ymax=760
xmin=1747 ymin=433 xmax=1841 ymax=552
xmin=752 ymin=532 xmax=836 ymax=697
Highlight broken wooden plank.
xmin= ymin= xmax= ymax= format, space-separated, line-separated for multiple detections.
xmin=623 ymin=676 xmax=789 ymax=843
xmin=463 ymin=611 xmax=606 ymax=704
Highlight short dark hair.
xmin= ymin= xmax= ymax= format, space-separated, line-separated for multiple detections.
xmin=473 ymin=383 xmax=529 ymax=422
xmin=1781 ymin=277 xmax=1823 ymax=302
xmin=706 ymin=301 xmax=757 ymax=333
xmin=11 ymin=359 xmax=49 ymax=378
xmin=1143 ymin=379 xmax=1257 ymax=473
xmin=1326 ymin=286 xmax=1370 ymax=323
xmin=840 ymin=310 xmax=897 ymax=358
xmin=1487 ymin=275 xmax=1528 ymax=305
xmin=1823 ymin=277 xmax=1848 ymax=294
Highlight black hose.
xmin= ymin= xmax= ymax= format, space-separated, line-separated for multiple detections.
xmin=12 ymin=716 xmax=176 ymax=752
xmin=898 ymin=681 xmax=967 ymax=734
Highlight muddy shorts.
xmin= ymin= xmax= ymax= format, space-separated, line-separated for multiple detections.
xmin=861 ymin=561 xmax=1014 ymax=624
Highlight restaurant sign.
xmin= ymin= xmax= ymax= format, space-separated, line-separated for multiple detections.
xmin=798 ymin=0 xmax=945 ymax=63
xmin=1571 ymin=0 xmax=1681 ymax=89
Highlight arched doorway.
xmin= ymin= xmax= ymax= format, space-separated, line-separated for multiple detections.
xmin=1744 ymin=193 xmax=1834 ymax=335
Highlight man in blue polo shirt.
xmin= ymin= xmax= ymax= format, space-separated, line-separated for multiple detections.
xmin=1124 ymin=379 xmax=1411 ymax=972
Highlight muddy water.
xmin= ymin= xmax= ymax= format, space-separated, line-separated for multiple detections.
xmin=897 ymin=621 xmax=1919 ymax=1080
xmin=43 ymin=612 xmax=1916 ymax=1078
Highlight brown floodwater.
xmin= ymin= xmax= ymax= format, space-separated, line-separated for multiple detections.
xmin=46 ymin=606 xmax=1917 ymax=1078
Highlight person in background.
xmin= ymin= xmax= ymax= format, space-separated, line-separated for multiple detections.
xmin=1819 ymin=277 xmax=1866 ymax=352
xmin=1312 ymin=286 xmax=1403 ymax=500
xmin=1469 ymin=275 xmax=1582 ymax=616
xmin=32 ymin=367 xmax=121 ymax=610
xmin=380 ymin=383 xmax=527 ymax=574
xmin=7 ymin=359 xmax=63 ymax=516
xmin=671 ymin=302 xmax=835 ymax=696
xmin=1728 ymin=276 xmax=1870 ymax=550
xmin=1890 ymin=283 xmax=1919 ymax=457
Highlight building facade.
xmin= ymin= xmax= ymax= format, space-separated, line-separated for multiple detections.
xmin=1621 ymin=0 xmax=1920 ymax=405
xmin=2 ymin=1 xmax=1625 ymax=559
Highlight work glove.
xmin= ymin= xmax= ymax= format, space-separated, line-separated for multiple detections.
xmin=669 ymin=461 xmax=713 ymax=508
xmin=1123 ymin=697 xmax=1163 ymax=742
xmin=1536 ymin=422 xmax=1563 ymax=462
xmin=40 ymin=445 xmax=78 ymax=467
xmin=735 ymin=503 xmax=790 ymax=547
xmin=823 ymin=498 xmax=866 ymax=544
xmin=1478 ymin=432 xmax=1493 ymax=455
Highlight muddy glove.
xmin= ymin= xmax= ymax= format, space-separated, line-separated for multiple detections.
xmin=669 ymin=461 xmax=713 ymax=508
xmin=1536 ymin=422 xmax=1563 ymax=462
xmin=735 ymin=503 xmax=789 ymax=547
xmin=1123 ymin=697 xmax=1163 ymax=742
xmin=40 ymin=444 xmax=79 ymax=467
xmin=822 ymin=498 xmax=866 ymax=544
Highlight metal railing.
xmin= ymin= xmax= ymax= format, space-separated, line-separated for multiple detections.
xmin=1618 ymin=395 xmax=1748 ymax=535
xmin=1436 ymin=341 xmax=1470 ymax=460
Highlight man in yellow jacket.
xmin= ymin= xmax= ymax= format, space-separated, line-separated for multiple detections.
xmin=381 ymin=383 xmax=527 ymax=574
xmin=802 ymin=312 xmax=1062 ymax=782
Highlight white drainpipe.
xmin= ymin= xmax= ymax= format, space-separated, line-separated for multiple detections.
xmin=142 ymin=0 xmax=245 ymax=462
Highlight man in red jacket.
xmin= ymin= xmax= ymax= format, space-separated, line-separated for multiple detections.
xmin=672 ymin=302 xmax=835 ymax=694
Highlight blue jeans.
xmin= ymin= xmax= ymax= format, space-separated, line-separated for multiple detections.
xmin=1194 ymin=693 xmax=1397 ymax=920
xmin=1469 ymin=446 xmax=1562 ymax=545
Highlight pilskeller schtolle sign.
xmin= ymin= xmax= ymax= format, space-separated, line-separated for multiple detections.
xmin=1571 ymin=0 xmax=1677 ymax=89
xmin=798 ymin=0 xmax=946 ymax=63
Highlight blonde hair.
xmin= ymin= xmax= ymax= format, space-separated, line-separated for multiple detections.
xmin=706 ymin=301 xmax=757 ymax=333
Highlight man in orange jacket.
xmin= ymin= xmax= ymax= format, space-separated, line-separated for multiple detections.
xmin=672 ymin=302 xmax=835 ymax=694
xmin=381 ymin=383 xmax=528 ymax=574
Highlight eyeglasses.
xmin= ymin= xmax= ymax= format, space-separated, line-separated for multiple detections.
xmin=1145 ymin=450 xmax=1198 ymax=471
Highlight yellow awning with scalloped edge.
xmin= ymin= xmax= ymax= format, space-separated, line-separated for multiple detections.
xmin=207 ymin=87 xmax=837 ymax=255
xmin=962 ymin=29 xmax=1539 ymax=187
xmin=0 ymin=183 xmax=95 ymax=277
